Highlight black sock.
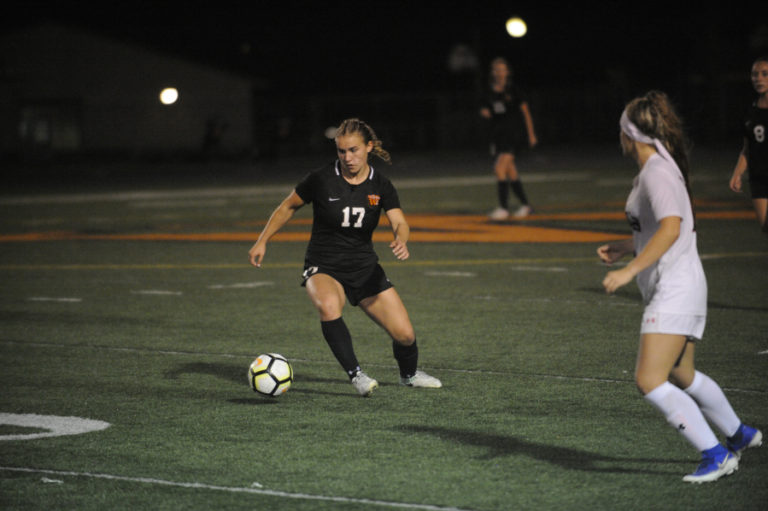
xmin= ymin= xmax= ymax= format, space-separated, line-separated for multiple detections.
xmin=321 ymin=318 xmax=360 ymax=379
xmin=510 ymin=179 xmax=529 ymax=205
xmin=393 ymin=340 xmax=418 ymax=379
xmin=496 ymin=180 xmax=509 ymax=209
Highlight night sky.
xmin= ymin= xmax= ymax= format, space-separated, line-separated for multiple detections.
xmin=5 ymin=1 xmax=766 ymax=97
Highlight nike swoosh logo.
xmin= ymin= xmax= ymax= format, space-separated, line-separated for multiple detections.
xmin=328 ymin=197 xmax=340 ymax=201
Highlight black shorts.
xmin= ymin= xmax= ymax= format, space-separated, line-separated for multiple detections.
xmin=491 ymin=135 xmax=525 ymax=156
xmin=748 ymin=175 xmax=768 ymax=199
xmin=490 ymin=122 xmax=526 ymax=156
xmin=301 ymin=263 xmax=393 ymax=306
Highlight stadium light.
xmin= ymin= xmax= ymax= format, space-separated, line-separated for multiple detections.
xmin=159 ymin=87 xmax=179 ymax=105
xmin=506 ymin=17 xmax=527 ymax=38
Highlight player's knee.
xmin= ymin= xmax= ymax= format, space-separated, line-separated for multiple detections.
xmin=392 ymin=328 xmax=416 ymax=346
xmin=313 ymin=299 xmax=343 ymax=321
xmin=634 ymin=372 xmax=662 ymax=396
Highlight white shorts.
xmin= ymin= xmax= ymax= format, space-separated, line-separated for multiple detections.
xmin=640 ymin=311 xmax=706 ymax=340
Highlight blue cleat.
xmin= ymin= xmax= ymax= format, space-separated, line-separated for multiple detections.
xmin=726 ymin=424 xmax=763 ymax=458
xmin=682 ymin=445 xmax=738 ymax=483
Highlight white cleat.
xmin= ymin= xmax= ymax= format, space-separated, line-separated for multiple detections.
xmin=400 ymin=370 xmax=442 ymax=388
xmin=512 ymin=205 xmax=533 ymax=218
xmin=488 ymin=207 xmax=509 ymax=221
xmin=351 ymin=372 xmax=378 ymax=397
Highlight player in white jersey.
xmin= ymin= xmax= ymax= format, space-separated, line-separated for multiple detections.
xmin=249 ymin=119 xmax=441 ymax=397
xmin=597 ymin=91 xmax=762 ymax=483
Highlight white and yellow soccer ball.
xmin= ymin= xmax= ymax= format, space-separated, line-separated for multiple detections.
xmin=248 ymin=354 xmax=293 ymax=397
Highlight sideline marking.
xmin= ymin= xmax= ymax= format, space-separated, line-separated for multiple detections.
xmin=0 ymin=413 xmax=110 ymax=441
xmin=424 ymin=271 xmax=476 ymax=277
xmin=208 ymin=281 xmax=275 ymax=289
xmin=0 ymin=173 xmax=589 ymax=206
xmin=131 ymin=290 xmax=183 ymax=296
xmin=1 ymin=251 xmax=766 ymax=271
xmin=0 ymin=257 xmax=598 ymax=271
xmin=0 ymin=466 xmax=474 ymax=511
xmin=27 ymin=297 xmax=82 ymax=302
xmin=508 ymin=266 xmax=567 ymax=272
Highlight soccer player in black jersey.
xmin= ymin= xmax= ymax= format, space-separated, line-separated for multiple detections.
xmin=480 ymin=57 xmax=537 ymax=220
xmin=730 ymin=56 xmax=768 ymax=235
xmin=248 ymin=119 xmax=441 ymax=396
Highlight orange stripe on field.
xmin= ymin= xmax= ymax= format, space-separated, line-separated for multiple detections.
xmin=0 ymin=210 xmax=753 ymax=244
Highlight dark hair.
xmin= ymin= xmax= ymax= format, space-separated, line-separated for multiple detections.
xmin=335 ymin=118 xmax=391 ymax=164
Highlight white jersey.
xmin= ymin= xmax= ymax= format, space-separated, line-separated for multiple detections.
xmin=625 ymin=153 xmax=707 ymax=316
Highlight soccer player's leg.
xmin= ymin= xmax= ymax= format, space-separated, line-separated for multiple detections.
xmin=360 ymin=288 xmax=441 ymax=389
xmin=637 ymin=333 xmax=737 ymax=483
xmin=752 ymin=197 xmax=768 ymax=233
xmin=306 ymin=273 xmax=375 ymax=395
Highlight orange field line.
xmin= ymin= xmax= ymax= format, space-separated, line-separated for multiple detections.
xmin=0 ymin=211 xmax=754 ymax=244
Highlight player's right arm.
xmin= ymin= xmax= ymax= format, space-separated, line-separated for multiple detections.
xmin=248 ymin=190 xmax=305 ymax=267
xmin=729 ymin=138 xmax=749 ymax=193
xmin=597 ymin=238 xmax=634 ymax=265
xmin=602 ymin=216 xmax=680 ymax=294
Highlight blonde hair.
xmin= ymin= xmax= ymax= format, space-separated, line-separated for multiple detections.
xmin=335 ymin=118 xmax=391 ymax=164
xmin=624 ymin=90 xmax=695 ymax=224
xmin=624 ymin=90 xmax=690 ymax=181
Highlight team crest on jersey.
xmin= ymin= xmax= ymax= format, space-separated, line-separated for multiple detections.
xmin=626 ymin=212 xmax=641 ymax=232
xmin=367 ymin=194 xmax=380 ymax=206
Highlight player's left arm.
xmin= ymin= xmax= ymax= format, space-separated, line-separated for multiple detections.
xmin=602 ymin=216 xmax=680 ymax=294
xmin=520 ymin=102 xmax=537 ymax=148
xmin=385 ymin=208 xmax=410 ymax=261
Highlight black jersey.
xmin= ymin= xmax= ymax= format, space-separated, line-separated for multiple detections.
xmin=483 ymin=85 xmax=527 ymax=153
xmin=295 ymin=161 xmax=400 ymax=284
xmin=744 ymin=102 xmax=768 ymax=180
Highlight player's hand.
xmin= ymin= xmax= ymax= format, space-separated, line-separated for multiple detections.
xmin=729 ymin=173 xmax=742 ymax=193
xmin=248 ymin=242 xmax=266 ymax=267
xmin=597 ymin=244 xmax=626 ymax=265
xmin=390 ymin=239 xmax=409 ymax=261
xmin=602 ymin=268 xmax=633 ymax=294
xmin=529 ymin=134 xmax=538 ymax=148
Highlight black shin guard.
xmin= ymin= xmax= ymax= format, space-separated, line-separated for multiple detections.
xmin=321 ymin=318 xmax=360 ymax=378
xmin=392 ymin=340 xmax=418 ymax=379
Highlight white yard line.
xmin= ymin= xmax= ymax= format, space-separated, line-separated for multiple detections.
xmin=0 ymin=466 xmax=474 ymax=511
xmin=0 ymin=173 xmax=591 ymax=206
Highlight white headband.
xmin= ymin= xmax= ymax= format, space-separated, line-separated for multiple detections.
xmin=620 ymin=109 xmax=677 ymax=169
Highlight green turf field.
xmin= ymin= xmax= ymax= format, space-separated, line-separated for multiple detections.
xmin=1 ymin=147 xmax=766 ymax=510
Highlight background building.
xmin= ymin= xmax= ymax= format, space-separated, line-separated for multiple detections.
xmin=0 ymin=23 xmax=257 ymax=162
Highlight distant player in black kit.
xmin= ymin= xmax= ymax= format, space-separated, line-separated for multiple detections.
xmin=729 ymin=56 xmax=768 ymax=235
xmin=480 ymin=57 xmax=538 ymax=220
xmin=249 ymin=118 xmax=442 ymax=396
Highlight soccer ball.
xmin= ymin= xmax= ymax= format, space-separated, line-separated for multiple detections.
xmin=248 ymin=353 xmax=293 ymax=397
